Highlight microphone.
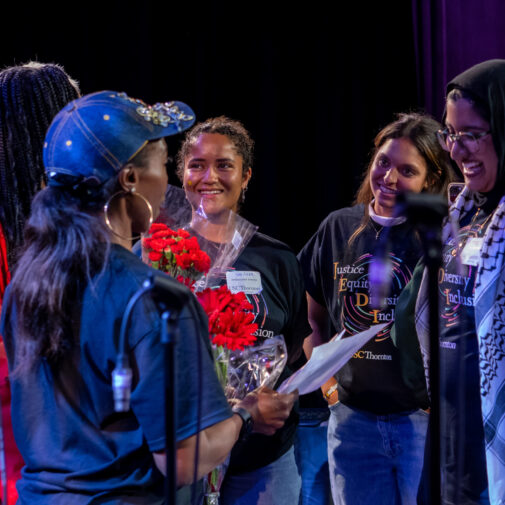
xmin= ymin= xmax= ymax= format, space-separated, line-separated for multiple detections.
xmin=147 ymin=273 xmax=191 ymax=312
xmin=369 ymin=192 xmax=449 ymax=311
xmin=112 ymin=356 xmax=133 ymax=412
xmin=394 ymin=192 xmax=447 ymax=226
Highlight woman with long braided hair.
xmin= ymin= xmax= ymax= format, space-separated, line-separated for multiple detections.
xmin=0 ymin=61 xmax=79 ymax=504
xmin=0 ymin=62 xmax=79 ymax=275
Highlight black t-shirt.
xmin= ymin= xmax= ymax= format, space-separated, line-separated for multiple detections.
xmin=0 ymin=244 xmax=231 ymax=504
xmin=298 ymin=204 xmax=428 ymax=414
xmin=437 ymin=205 xmax=491 ymax=504
xmin=222 ymin=232 xmax=311 ymax=474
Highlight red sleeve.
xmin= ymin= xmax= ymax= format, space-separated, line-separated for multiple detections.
xmin=0 ymin=224 xmax=21 ymax=504
xmin=0 ymin=225 xmax=10 ymax=314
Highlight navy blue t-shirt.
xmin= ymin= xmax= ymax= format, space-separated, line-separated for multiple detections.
xmin=298 ymin=204 xmax=428 ymax=413
xmin=1 ymin=244 xmax=231 ymax=504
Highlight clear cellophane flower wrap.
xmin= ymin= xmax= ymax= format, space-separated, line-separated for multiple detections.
xmin=197 ymin=283 xmax=288 ymax=503
xmin=182 ymin=189 xmax=288 ymax=400
xmin=187 ymin=194 xmax=258 ymax=292
xmin=203 ymin=339 xmax=288 ymax=502
xmin=142 ymin=185 xmax=259 ymax=290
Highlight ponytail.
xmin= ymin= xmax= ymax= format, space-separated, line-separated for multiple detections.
xmin=5 ymin=181 xmax=115 ymax=375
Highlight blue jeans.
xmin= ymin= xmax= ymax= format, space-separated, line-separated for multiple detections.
xmin=294 ymin=411 xmax=332 ymax=505
xmin=327 ymin=402 xmax=428 ymax=505
xmin=220 ymin=446 xmax=301 ymax=505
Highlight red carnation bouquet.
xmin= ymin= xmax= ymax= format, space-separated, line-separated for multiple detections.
xmin=142 ymin=223 xmax=211 ymax=289
xmin=196 ymin=285 xmax=257 ymax=500
xmin=196 ymin=286 xmax=258 ymax=351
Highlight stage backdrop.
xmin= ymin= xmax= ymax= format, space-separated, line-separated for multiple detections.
xmin=1 ymin=2 xmax=503 ymax=251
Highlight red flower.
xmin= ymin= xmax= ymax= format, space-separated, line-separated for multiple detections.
xmin=195 ymin=251 xmax=211 ymax=272
xmin=184 ymin=236 xmax=199 ymax=251
xmin=177 ymin=228 xmax=190 ymax=238
xmin=170 ymin=241 xmax=184 ymax=254
xmin=196 ymin=286 xmax=257 ymax=351
xmin=149 ymin=238 xmax=169 ymax=252
xmin=143 ymin=223 xmax=211 ymax=286
xmin=148 ymin=250 xmax=162 ymax=262
xmin=149 ymin=222 xmax=168 ymax=233
xmin=175 ymin=253 xmax=192 ymax=269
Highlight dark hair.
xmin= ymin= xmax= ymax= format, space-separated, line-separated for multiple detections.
xmin=5 ymin=144 xmax=152 ymax=375
xmin=446 ymin=87 xmax=490 ymax=124
xmin=176 ymin=116 xmax=254 ymax=181
xmin=0 ymin=62 xmax=79 ymax=264
xmin=349 ymin=112 xmax=455 ymax=244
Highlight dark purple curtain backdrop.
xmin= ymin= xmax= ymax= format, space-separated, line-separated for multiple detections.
xmin=412 ymin=0 xmax=505 ymax=119
xmin=4 ymin=3 xmax=505 ymax=251
xmin=0 ymin=2 xmax=419 ymax=252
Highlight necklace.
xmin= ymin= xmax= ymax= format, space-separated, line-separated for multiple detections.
xmin=369 ymin=220 xmax=384 ymax=240
xmin=454 ymin=207 xmax=494 ymax=255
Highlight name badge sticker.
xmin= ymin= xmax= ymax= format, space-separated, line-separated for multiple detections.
xmin=461 ymin=237 xmax=484 ymax=267
xmin=226 ymin=271 xmax=262 ymax=294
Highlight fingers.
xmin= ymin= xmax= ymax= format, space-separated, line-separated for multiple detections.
xmin=236 ymin=386 xmax=299 ymax=437
xmin=237 ymin=387 xmax=297 ymax=436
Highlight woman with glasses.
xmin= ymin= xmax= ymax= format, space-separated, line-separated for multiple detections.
xmin=298 ymin=112 xmax=454 ymax=505
xmin=413 ymin=59 xmax=505 ymax=505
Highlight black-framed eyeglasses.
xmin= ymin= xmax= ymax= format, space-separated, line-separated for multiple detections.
xmin=437 ymin=129 xmax=491 ymax=154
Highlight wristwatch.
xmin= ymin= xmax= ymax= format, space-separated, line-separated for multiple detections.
xmin=232 ymin=406 xmax=253 ymax=441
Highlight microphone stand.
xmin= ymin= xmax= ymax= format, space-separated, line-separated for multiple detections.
xmin=114 ymin=273 xmax=189 ymax=505
xmin=161 ymin=310 xmax=178 ymax=505
xmin=396 ymin=193 xmax=447 ymax=505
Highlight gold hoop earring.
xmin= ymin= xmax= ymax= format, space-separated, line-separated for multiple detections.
xmin=103 ymin=188 xmax=154 ymax=241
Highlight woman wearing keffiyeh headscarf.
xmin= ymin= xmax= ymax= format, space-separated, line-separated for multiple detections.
xmin=413 ymin=59 xmax=505 ymax=505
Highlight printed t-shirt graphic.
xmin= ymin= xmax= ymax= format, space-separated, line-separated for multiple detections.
xmin=336 ymin=253 xmax=413 ymax=343
xmin=298 ymin=205 xmax=425 ymax=413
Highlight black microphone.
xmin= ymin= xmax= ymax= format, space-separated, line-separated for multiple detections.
xmin=369 ymin=192 xmax=448 ymax=311
xmin=394 ymin=192 xmax=447 ymax=227
xmin=147 ymin=273 xmax=191 ymax=312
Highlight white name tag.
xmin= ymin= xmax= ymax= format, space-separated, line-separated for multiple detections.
xmin=226 ymin=271 xmax=262 ymax=294
xmin=461 ymin=237 xmax=484 ymax=267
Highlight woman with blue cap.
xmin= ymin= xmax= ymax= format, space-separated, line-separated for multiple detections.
xmin=0 ymin=91 xmax=295 ymax=504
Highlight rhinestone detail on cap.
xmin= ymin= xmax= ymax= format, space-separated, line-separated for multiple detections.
xmin=116 ymin=92 xmax=194 ymax=129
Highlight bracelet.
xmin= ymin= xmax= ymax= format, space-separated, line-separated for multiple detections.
xmin=232 ymin=406 xmax=253 ymax=441
xmin=324 ymin=383 xmax=338 ymax=401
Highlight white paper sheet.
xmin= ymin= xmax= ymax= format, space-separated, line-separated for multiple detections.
xmin=277 ymin=323 xmax=388 ymax=395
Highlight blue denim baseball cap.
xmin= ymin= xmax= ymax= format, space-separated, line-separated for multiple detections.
xmin=44 ymin=90 xmax=195 ymax=187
